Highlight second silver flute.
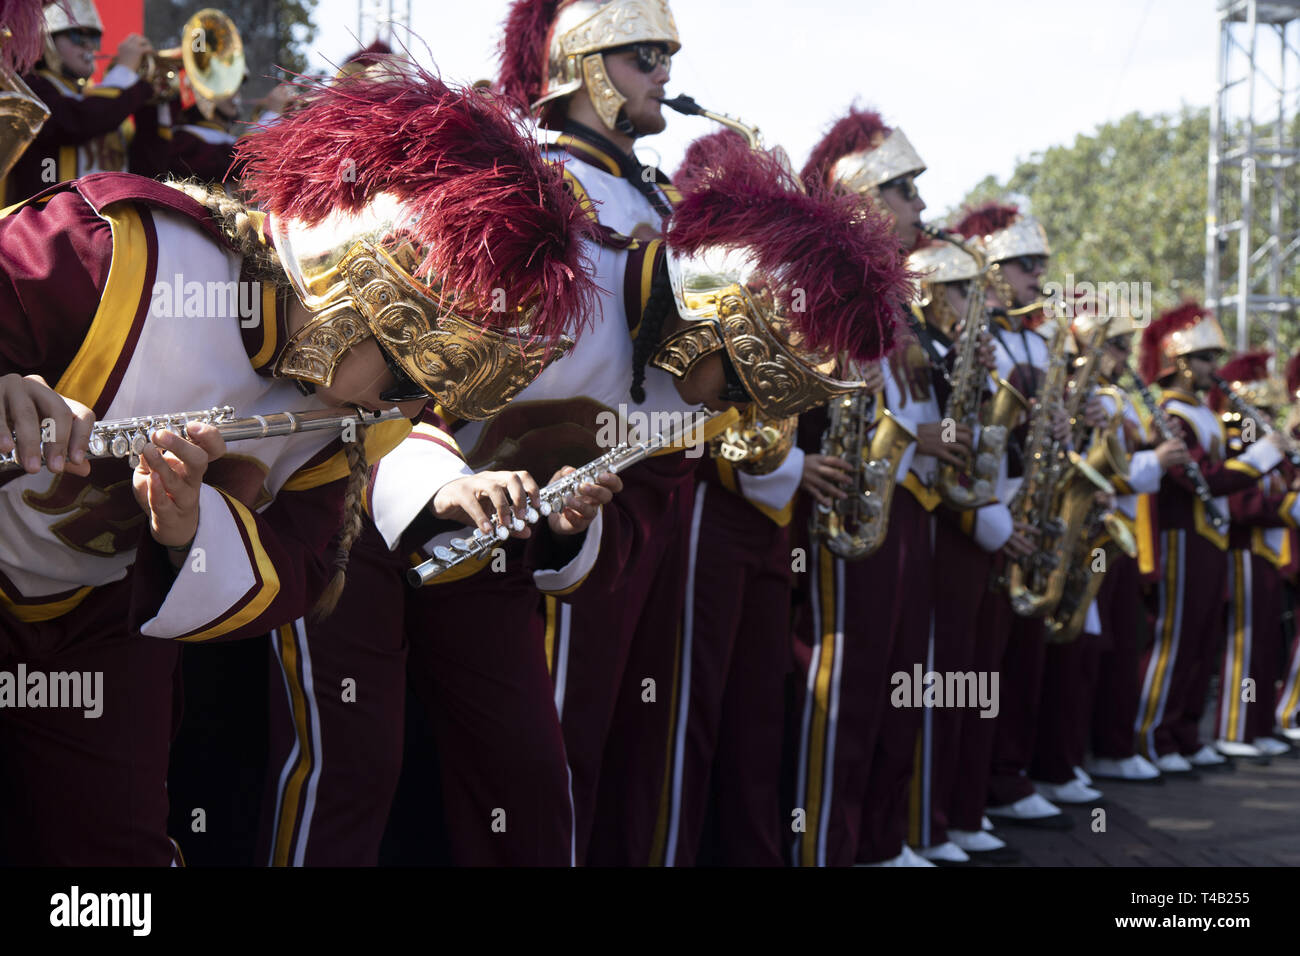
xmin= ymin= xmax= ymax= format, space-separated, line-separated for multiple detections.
xmin=407 ymin=410 xmax=721 ymax=587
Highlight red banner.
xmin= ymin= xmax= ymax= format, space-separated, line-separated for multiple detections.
xmin=95 ymin=0 xmax=145 ymax=82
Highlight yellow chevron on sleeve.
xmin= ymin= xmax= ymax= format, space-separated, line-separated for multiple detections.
xmin=53 ymin=204 xmax=149 ymax=408
xmin=280 ymin=419 xmax=412 ymax=492
xmin=178 ymin=491 xmax=280 ymax=643
xmin=1225 ymin=458 xmax=1262 ymax=478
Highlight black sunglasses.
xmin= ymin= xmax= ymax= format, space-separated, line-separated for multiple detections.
xmin=1005 ymin=254 xmax=1048 ymax=273
xmin=59 ymin=28 xmax=102 ymax=49
xmin=879 ymin=175 xmax=920 ymax=202
xmin=611 ymin=42 xmax=672 ymax=74
xmin=1187 ymin=350 xmax=1222 ymax=364
xmin=378 ymin=344 xmax=431 ymax=403
xmin=718 ymin=348 xmax=752 ymax=404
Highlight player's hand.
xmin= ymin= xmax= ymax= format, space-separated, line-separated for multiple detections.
xmin=432 ymin=470 xmax=542 ymax=537
xmin=132 ymin=422 xmax=225 ymax=551
xmin=1154 ymin=438 xmax=1189 ymax=470
xmin=0 ymin=373 xmax=95 ymax=477
xmin=802 ymin=453 xmax=853 ymax=506
xmin=917 ymin=420 xmax=972 ymax=466
xmin=1002 ymin=520 xmax=1039 ymax=560
xmin=976 ymin=331 xmax=997 ymax=373
xmin=1049 ymin=403 xmax=1071 ymax=443
xmin=859 ymin=361 xmax=885 ymax=393
xmin=116 ymin=34 xmax=154 ymax=73
xmin=546 ymin=467 xmax=622 ymax=536
xmin=1083 ymin=395 xmax=1109 ymax=429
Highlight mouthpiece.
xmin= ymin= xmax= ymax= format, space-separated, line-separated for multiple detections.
xmin=657 ymin=94 xmax=705 ymax=117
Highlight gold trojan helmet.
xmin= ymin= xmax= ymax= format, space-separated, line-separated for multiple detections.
xmin=42 ymin=0 xmax=102 ymax=74
xmin=907 ymin=239 xmax=979 ymax=335
xmin=530 ymin=0 xmax=680 ymax=131
xmin=237 ymin=69 xmax=598 ymax=421
xmin=650 ymin=130 xmax=909 ymax=417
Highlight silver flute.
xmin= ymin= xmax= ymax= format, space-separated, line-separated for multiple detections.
xmin=407 ymin=410 xmax=720 ymax=587
xmin=1 ymin=405 xmax=406 ymax=472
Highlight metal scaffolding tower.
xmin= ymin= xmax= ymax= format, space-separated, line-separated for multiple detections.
xmin=356 ymin=0 xmax=413 ymax=47
xmin=1206 ymin=0 xmax=1300 ymax=352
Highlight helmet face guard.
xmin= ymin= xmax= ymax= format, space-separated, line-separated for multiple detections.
xmin=272 ymin=196 xmax=571 ymax=421
xmin=650 ymin=245 xmax=863 ymax=418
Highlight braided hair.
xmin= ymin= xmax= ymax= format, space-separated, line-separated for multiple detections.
xmin=167 ymin=179 xmax=369 ymax=621
xmin=629 ymin=258 xmax=677 ymax=404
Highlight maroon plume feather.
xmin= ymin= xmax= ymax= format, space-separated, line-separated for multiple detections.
xmin=673 ymin=127 xmax=748 ymax=194
xmin=953 ymin=202 xmax=1022 ymax=240
xmin=2 ymin=0 xmax=48 ymax=75
xmin=1211 ymin=349 xmax=1272 ymax=413
xmin=801 ymin=107 xmax=890 ymax=192
xmin=666 ymin=132 xmax=909 ymax=362
xmin=1287 ymin=352 xmax=1300 ymax=398
xmin=1139 ymin=300 xmax=1205 ymax=385
xmin=236 ymin=66 xmax=598 ymax=342
xmin=497 ymin=0 xmax=561 ymax=115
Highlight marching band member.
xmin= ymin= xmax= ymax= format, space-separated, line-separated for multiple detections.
xmin=1209 ymin=352 xmax=1294 ymax=758
xmin=904 ymin=235 xmax=1022 ymax=864
xmin=950 ymin=203 xmax=1078 ymax=832
xmin=1276 ymin=353 xmax=1300 ymax=742
xmin=231 ymin=65 xmax=608 ymax=867
xmin=791 ymin=107 xmax=933 ymax=867
xmin=1072 ymin=303 xmax=1183 ymax=783
xmin=1134 ymin=303 xmax=1287 ymax=772
xmin=0 ymin=70 xmax=594 ymax=864
xmin=9 ymin=0 xmax=158 ymax=203
xmin=497 ymin=0 xmax=692 ymax=866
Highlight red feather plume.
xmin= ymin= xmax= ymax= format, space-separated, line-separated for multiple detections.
xmin=1287 ymin=352 xmax=1300 ymax=397
xmin=1139 ymin=300 xmax=1205 ymax=385
xmin=666 ymin=132 xmax=910 ymax=362
xmin=800 ymin=107 xmax=890 ymax=192
xmin=2 ymin=0 xmax=48 ymax=75
xmin=236 ymin=66 xmax=598 ymax=342
xmin=673 ymin=127 xmax=748 ymax=194
xmin=1211 ymin=349 xmax=1272 ymax=413
xmin=953 ymin=202 xmax=1021 ymax=240
xmin=496 ymin=0 xmax=561 ymax=115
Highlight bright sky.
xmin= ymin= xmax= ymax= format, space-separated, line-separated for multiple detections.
xmin=296 ymin=0 xmax=1221 ymax=215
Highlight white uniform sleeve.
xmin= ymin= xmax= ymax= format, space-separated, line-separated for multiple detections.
xmin=532 ymin=511 xmax=605 ymax=593
xmin=1126 ymin=449 xmax=1164 ymax=495
xmin=973 ymin=502 xmax=1014 ymax=553
xmin=737 ymin=446 xmax=805 ymax=516
xmin=369 ymin=429 xmax=473 ymax=551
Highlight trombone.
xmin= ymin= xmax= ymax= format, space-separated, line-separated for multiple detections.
xmin=136 ymin=9 xmax=245 ymax=112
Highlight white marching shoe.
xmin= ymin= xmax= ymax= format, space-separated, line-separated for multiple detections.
xmin=949 ymin=828 xmax=1007 ymax=853
xmin=861 ymin=845 xmax=936 ymax=867
xmin=1154 ymin=752 xmax=1194 ymax=773
xmin=1034 ymin=779 xmax=1103 ymax=804
xmin=1215 ymin=739 xmax=1261 ymax=757
xmin=1187 ymin=744 xmax=1228 ymax=767
xmin=981 ymin=815 xmax=994 ymax=832
xmin=1086 ymin=754 xmax=1161 ymax=782
xmin=1073 ymin=766 xmax=1093 ymax=787
xmin=986 ymin=793 xmax=1071 ymax=829
xmin=918 ymin=841 xmax=970 ymax=864
xmin=1279 ymin=726 xmax=1300 ymax=743
xmin=1253 ymin=736 xmax=1290 ymax=757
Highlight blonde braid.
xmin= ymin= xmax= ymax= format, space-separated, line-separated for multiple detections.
xmin=164 ymin=179 xmax=285 ymax=283
xmin=311 ymin=431 xmax=370 ymax=620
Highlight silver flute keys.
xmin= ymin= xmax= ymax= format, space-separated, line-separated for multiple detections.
xmin=1 ymin=405 xmax=406 ymax=473
xmin=407 ymin=410 xmax=720 ymax=587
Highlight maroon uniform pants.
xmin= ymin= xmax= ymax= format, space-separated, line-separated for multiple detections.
xmin=987 ymin=609 xmax=1048 ymax=807
xmin=1136 ymin=529 xmax=1228 ymax=758
xmin=555 ymin=469 xmax=696 ymax=866
xmin=790 ymin=491 xmax=925 ymax=866
xmin=1088 ymin=553 xmax=1144 ymax=759
xmin=0 ymin=580 xmax=180 ymax=865
xmin=1031 ymin=634 xmax=1102 ymax=784
xmin=913 ymin=516 xmax=994 ymax=849
xmin=1217 ymin=550 xmax=1283 ymax=743
xmin=659 ymin=479 xmax=792 ymax=866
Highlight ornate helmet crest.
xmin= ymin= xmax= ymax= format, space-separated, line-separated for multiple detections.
xmin=1138 ymin=301 xmax=1229 ymax=385
xmin=1211 ymin=350 xmax=1286 ymax=412
xmin=236 ymin=67 xmax=599 ymax=421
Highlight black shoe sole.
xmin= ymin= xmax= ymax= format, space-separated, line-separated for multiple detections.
xmin=986 ymin=813 xmax=1074 ymax=831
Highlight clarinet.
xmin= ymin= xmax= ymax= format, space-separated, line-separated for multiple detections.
xmin=1 ymin=405 xmax=405 ymax=472
xmin=1124 ymin=370 xmax=1227 ymax=533
xmin=407 ymin=410 xmax=720 ymax=587
xmin=1211 ymin=373 xmax=1300 ymax=469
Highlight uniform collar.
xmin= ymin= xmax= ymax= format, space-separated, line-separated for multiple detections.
xmin=554 ymin=121 xmax=677 ymax=218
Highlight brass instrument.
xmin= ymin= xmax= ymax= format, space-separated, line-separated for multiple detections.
xmin=1004 ymin=310 xmax=1113 ymax=617
xmin=140 ymin=9 xmax=245 ymax=111
xmin=713 ymin=407 xmax=797 ymax=476
xmin=918 ymin=224 xmax=1004 ymax=509
xmin=809 ymin=387 xmax=917 ymax=561
xmin=1211 ymin=372 xmax=1300 ymax=468
xmin=1125 ymin=369 xmax=1228 ymax=534
xmin=658 ymin=94 xmax=762 ymax=148
xmin=409 ymin=409 xmax=721 ymax=586
xmin=0 ymin=25 xmax=49 ymax=180
xmin=0 ymin=405 xmax=404 ymax=472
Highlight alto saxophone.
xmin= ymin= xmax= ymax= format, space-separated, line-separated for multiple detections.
xmin=810 ymin=385 xmax=917 ymax=560
xmin=918 ymin=225 xmax=1005 ymax=510
xmin=1004 ymin=311 xmax=1113 ymax=617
